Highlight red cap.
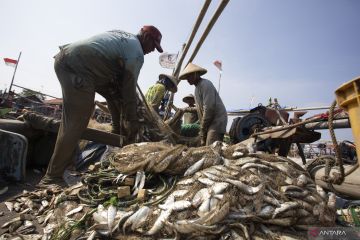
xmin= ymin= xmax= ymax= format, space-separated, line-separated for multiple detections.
xmin=141 ymin=25 xmax=163 ymax=53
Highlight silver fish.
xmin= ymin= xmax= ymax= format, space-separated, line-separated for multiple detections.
xmin=296 ymin=174 xmax=308 ymax=187
xmin=16 ymin=220 xmax=36 ymax=235
xmin=66 ymin=205 xmax=84 ymax=217
xmin=225 ymin=179 xmax=263 ymax=195
xmin=42 ymin=210 xmax=54 ymax=226
xmin=146 ymin=209 xmax=172 ymax=235
xmin=211 ymin=182 xmax=229 ymax=194
xmin=213 ymin=165 xmax=238 ymax=176
xmin=272 ymin=202 xmax=299 ymax=218
xmin=198 ymin=201 xmax=230 ymax=226
xmin=115 ymin=210 xmax=134 ymax=231
xmin=231 ymin=157 xmax=259 ymax=166
xmin=258 ymin=205 xmax=275 ymax=219
xmin=263 ymin=195 xmax=280 ymax=207
xmin=162 ymin=188 xmax=188 ymax=205
xmin=131 ymin=206 xmax=151 ymax=231
xmin=280 ymin=185 xmax=304 ymax=193
xmin=184 ymin=158 xmax=205 ymax=176
xmin=93 ymin=205 xmax=107 ymax=224
xmin=1 ymin=216 xmax=21 ymax=228
xmin=197 ymin=177 xmax=215 ymax=186
xmin=198 ymin=198 xmax=211 ymax=217
xmin=107 ymin=205 xmax=117 ymax=232
xmin=192 ymin=188 xmax=210 ymax=207
xmin=171 ymin=189 xmax=189 ymax=198
xmin=123 ymin=206 xmax=150 ymax=233
xmin=209 ymin=195 xmax=223 ymax=210
xmin=177 ymin=178 xmax=195 ymax=185
xmin=41 ymin=200 xmax=49 ymax=207
xmin=202 ymin=171 xmax=222 ymax=182
xmin=132 ymin=171 xmax=145 ymax=196
xmin=285 ymin=190 xmax=309 ymax=198
xmin=241 ymin=163 xmax=274 ymax=171
xmin=316 ymin=185 xmax=327 ymax=200
xmin=14 ymin=202 xmax=21 ymax=212
xmin=172 ymin=200 xmax=192 ymax=211
xmin=4 ymin=202 xmax=14 ymax=211
xmin=230 ymin=222 xmax=250 ymax=240
xmin=159 ymin=195 xmax=175 ymax=210
xmin=303 ymin=194 xmax=322 ymax=203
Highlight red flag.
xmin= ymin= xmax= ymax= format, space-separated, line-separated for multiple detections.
xmin=4 ymin=58 xmax=18 ymax=67
xmin=213 ymin=60 xmax=222 ymax=71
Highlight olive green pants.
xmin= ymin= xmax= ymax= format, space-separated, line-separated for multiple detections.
xmin=46 ymin=56 xmax=96 ymax=178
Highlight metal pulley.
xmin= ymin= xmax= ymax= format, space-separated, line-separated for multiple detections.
xmin=229 ymin=113 xmax=270 ymax=143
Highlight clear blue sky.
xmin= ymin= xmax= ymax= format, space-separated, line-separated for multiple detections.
xmin=0 ymin=0 xmax=359 ymax=141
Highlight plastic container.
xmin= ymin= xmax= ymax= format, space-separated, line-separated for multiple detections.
xmin=335 ymin=76 xmax=360 ymax=160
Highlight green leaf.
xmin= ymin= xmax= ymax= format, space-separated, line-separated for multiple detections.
xmin=350 ymin=207 xmax=360 ymax=227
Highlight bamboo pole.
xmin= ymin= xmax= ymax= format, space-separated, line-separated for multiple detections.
xmin=164 ymin=0 xmax=230 ymax=120
xmin=164 ymin=0 xmax=212 ymax=120
xmin=187 ymin=0 xmax=230 ymax=64
xmin=173 ymin=0 xmax=212 ymax=78
xmin=8 ymin=52 xmax=22 ymax=93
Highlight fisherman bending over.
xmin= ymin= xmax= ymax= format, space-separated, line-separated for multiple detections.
xmin=39 ymin=25 xmax=164 ymax=188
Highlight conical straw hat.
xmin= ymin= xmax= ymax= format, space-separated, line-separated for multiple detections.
xmin=159 ymin=74 xmax=178 ymax=93
xmin=179 ymin=63 xmax=207 ymax=80
xmin=182 ymin=94 xmax=195 ymax=104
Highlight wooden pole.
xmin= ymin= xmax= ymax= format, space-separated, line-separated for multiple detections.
xmin=8 ymin=52 xmax=22 ymax=93
xmin=227 ymin=106 xmax=332 ymax=116
xmin=173 ymin=0 xmax=212 ymax=78
xmin=187 ymin=0 xmax=230 ymax=64
xmin=164 ymin=0 xmax=212 ymax=120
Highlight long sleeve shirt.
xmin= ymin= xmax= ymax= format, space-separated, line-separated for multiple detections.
xmin=195 ymin=78 xmax=227 ymax=134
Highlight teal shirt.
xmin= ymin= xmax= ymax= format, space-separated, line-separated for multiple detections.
xmin=61 ymin=30 xmax=144 ymax=120
xmin=62 ymin=30 xmax=144 ymax=82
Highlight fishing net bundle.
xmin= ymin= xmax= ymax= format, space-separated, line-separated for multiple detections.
xmin=1 ymin=141 xmax=336 ymax=240
xmin=107 ymin=141 xmax=222 ymax=175
xmin=85 ymin=142 xmax=336 ymax=239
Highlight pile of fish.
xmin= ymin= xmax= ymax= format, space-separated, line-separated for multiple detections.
xmin=0 ymin=141 xmax=336 ymax=240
